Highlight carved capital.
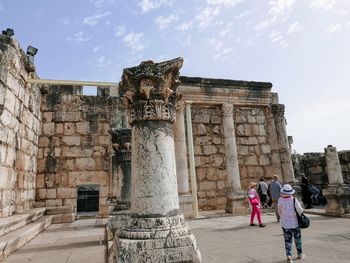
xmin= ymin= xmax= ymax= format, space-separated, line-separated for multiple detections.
xmin=120 ymin=58 xmax=184 ymax=125
xmin=109 ymin=128 xmax=132 ymax=161
xmin=175 ymin=101 xmax=185 ymax=115
xmin=221 ymin=103 xmax=234 ymax=118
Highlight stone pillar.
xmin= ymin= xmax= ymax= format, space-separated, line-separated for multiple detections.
xmin=271 ymin=104 xmax=295 ymax=183
xmin=323 ymin=145 xmax=350 ymax=216
xmin=108 ymin=129 xmax=132 ymax=261
xmin=114 ymin=58 xmax=201 ymax=263
xmin=174 ymin=101 xmax=192 ymax=217
xmin=221 ymin=103 xmax=246 ymax=214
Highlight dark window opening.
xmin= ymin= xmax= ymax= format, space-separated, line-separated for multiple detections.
xmin=77 ymin=185 xmax=99 ymax=213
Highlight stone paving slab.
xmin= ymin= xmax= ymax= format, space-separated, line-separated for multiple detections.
xmin=188 ymin=212 xmax=350 ymax=263
xmin=4 ymin=213 xmax=350 ymax=263
xmin=4 ymin=219 xmax=106 ymax=263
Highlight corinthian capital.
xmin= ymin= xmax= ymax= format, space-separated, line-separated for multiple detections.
xmin=221 ymin=103 xmax=234 ymax=118
xmin=120 ymin=58 xmax=184 ymax=124
xmin=120 ymin=58 xmax=183 ymax=105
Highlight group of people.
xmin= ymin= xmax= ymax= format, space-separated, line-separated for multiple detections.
xmin=247 ymin=175 xmax=306 ymax=262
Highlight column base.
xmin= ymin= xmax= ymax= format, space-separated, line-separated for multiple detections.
xmin=114 ymin=214 xmax=201 ymax=263
xmin=179 ymin=194 xmax=193 ymax=218
xmin=323 ymin=185 xmax=350 ymax=216
xmin=225 ymin=191 xmax=247 ymax=215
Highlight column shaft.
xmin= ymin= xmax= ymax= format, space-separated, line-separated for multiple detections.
xmin=272 ymin=104 xmax=295 ymax=183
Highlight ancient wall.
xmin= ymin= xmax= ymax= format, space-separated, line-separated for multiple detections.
xmin=190 ymin=105 xmax=273 ymax=210
xmin=35 ymin=86 xmax=126 ymax=217
xmin=180 ymin=77 xmax=293 ymax=212
xmin=192 ymin=105 xmax=227 ymax=210
xmin=0 ymin=35 xmax=42 ymax=217
xmin=234 ymin=107 xmax=272 ymax=187
xmin=293 ymin=151 xmax=350 ymax=188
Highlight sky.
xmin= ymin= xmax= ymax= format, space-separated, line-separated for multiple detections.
xmin=1 ymin=0 xmax=349 ymax=154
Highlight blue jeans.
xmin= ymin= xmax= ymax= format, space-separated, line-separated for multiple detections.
xmin=282 ymin=227 xmax=302 ymax=257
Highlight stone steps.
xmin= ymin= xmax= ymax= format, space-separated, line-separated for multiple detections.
xmin=0 ymin=208 xmax=46 ymax=237
xmin=45 ymin=205 xmax=76 ymax=224
xmin=0 ymin=215 xmax=52 ymax=261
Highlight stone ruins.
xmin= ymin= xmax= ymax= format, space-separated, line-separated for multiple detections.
xmin=0 ymin=32 xmax=349 ymax=262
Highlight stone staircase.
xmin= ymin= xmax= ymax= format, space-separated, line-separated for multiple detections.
xmin=0 ymin=208 xmax=52 ymax=261
xmin=45 ymin=205 xmax=75 ymax=224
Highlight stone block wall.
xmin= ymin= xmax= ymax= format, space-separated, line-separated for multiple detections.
xmin=191 ymin=105 xmax=227 ymax=210
xmin=0 ymin=35 xmax=42 ymax=217
xmin=235 ymin=107 xmax=272 ymax=188
xmin=36 ymin=86 xmax=126 ymax=216
xmin=293 ymin=151 xmax=350 ymax=188
xmin=191 ymin=105 xmax=273 ymax=211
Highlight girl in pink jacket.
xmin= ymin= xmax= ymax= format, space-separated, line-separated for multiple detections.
xmin=248 ymin=182 xmax=266 ymax=227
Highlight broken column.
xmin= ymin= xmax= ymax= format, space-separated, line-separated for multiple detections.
xmin=323 ymin=145 xmax=350 ymax=216
xmin=271 ymin=104 xmax=295 ymax=183
xmin=114 ymin=58 xmax=201 ymax=263
xmin=108 ymin=128 xmax=132 ymax=235
xmin=174 ymin=101 xmax=193 ymax=217
xmin=222 ymin=103 xmax=246 ymax=214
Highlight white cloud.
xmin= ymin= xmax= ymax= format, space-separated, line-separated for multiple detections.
xmin=327 ymin=23 xmax=343 ymax=33
xmin=95 ymin=56 xmax=112 ymax=68
xmin=114 ymin=25 xmax=126 ymax=37
xmin=90 ymin=0 xmax=105 ymax=7
xmin=59 ymin=18 xmax=70 ymax=25
xmin=220 ymin=28 xmax=230 ymax=36
xmin=287 ymin=21 xmax=302 ymax=34
xmin=155 ymin=14 xmax=178 ymax=30
xmin=268 ymin=0 xmax=295 ymax=22
xmin=254 ymin=0 xmax=295 ymax=31
xmin=138 ymin=0 xmax=173 ymax=13
xmin=196 ymin=6 xmax=220 ymax=28
xmin=177 ymin=21 xmax=193 ymax=31
xmin=123 ymin=32 xmax=144 ymax=52
xmin=310 ymin=0 xmax=336 ymax=11
xmin=83 ymin=12 xmax=111 ymax=26
xmin=235 ymin=10 xmax=251 ymax=19
xmin=67 ymin=31 xmax=90 ymax=42
xmin=213 ymin=47 xmax=233 ymax=60
xmin=207 ymin=0 xmax=246 ymax=7
xmin=270 ymin=30 xmax=283 ymax=42
xmin=254 ymin=20 xmax=273 ymax=30
xmin=93 ymin=45 xmax=102 ymax=52
xmin=269 ymin=30 xmax=289 ymax=48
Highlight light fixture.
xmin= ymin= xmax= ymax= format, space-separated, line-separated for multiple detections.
xmin=2 ymin=28 xmax=14 ymax=36
xmin=26 ymin=46 xmax=38 ymax=56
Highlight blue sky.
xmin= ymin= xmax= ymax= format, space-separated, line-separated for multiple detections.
xmin=1 ymin=0 xmax=349 ymax=153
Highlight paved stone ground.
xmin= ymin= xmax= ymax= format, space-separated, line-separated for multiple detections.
xmin=188 ymin=212 xmax=350 ymax=263
xmin=4 ymin=218 xmax=107 ymax=263
xmin=4 ymin=212 xmax=350 ymax=263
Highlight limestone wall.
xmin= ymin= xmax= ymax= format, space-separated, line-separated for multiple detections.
xmin=293 ymin=151 xmax=350 ymax=188
xmin=191 ymin=105 xmax=274 ymax=210
xmin=192 ymin=105 xmax=227 ymax=210
xmin=0 ymin=35 xmax=41 ymax=217
xmin=36 ymin=86 xmax=126 ymax=216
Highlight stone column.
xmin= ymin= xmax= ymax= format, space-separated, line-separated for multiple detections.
xmin=108 ymin=129 xmax=132 ymax=261
xmin=222 ymin=103 xmax=246 ymax=214
xmin=271 ymin=104 xmax=295 ymax=183
xmin=114 ymin=58 xmax=201 ymax=263
xmin=323 ymin=145 xmax=350 ymax=216
xmin=174 ymin=101 xmax=192 ymax=217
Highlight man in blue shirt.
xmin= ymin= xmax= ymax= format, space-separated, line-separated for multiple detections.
xmin=269 ymin=175 xmax=282 ymax=222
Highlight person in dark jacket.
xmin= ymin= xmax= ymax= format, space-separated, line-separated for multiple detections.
xmin=300 ymin=174 xmax=313 ymax=209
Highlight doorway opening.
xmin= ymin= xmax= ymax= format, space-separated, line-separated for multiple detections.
xmin=77 ymin=185 xmax=99 ymax=213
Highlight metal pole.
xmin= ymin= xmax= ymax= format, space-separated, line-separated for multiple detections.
xmin=185 ymin=101 xmax=198 ymax=218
